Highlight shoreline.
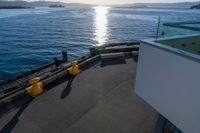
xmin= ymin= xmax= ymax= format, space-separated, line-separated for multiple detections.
xmin=0 ymin=6 xmax=33 ymax=9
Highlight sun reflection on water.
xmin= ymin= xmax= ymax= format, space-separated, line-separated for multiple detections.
xmin=94 ymin=6 xmax=110 ymax=46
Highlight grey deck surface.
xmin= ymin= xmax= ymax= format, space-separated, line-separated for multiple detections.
xmin=0 ymin=58 xmax=158 ymax=133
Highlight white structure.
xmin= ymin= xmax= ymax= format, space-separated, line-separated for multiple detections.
xmin=135 ymin=37 xmax=200 ymax=133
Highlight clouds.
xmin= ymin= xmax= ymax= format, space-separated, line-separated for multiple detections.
xmin=8 ymin=0 xmax=200 ymax=5
xmin=61 ymin=0 xmax=199 ymax=4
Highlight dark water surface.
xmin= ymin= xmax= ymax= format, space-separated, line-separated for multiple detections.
xmin=0 ymin=7 xmax=199 ymax=81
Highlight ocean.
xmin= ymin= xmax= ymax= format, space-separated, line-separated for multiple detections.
xmin=0 ymin=6 xmax=200 ymax=81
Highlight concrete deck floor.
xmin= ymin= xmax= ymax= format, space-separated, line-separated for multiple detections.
xmin=0 ymin=57 xmax=158 ymax=133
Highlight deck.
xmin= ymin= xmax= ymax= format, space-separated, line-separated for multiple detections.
xmin=0 ymin=57 xmax=158 ymax=133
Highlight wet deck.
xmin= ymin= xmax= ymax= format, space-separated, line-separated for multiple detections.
xmin=0 ymin=57 xmax=158 ymax=133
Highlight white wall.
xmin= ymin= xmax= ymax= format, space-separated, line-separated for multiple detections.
xmin=135 ymin=41 xmax=200 ymax=133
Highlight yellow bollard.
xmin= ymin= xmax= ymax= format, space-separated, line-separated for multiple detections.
xmin=68 ymin=60 xmax=80 ymax=75
xmin=25 ymin=77 xmax=43 ymax=97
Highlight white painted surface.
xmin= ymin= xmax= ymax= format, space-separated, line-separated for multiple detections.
xmin=135 ymin=41 xmax=200 ymax=133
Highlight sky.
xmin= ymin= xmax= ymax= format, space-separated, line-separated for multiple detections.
xmin=6 ymin=0 xmax=200 ymax=5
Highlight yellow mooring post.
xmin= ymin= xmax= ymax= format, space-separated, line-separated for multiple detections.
xmin=25 ymin=77 xmax=43 ymax=97
xmin=68 ymin=60 xmax=80 ymax=75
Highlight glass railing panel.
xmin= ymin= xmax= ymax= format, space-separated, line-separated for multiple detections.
xmin=156 ymin=18 xmax=200 ymax=40
xmin=154 ymin=18 xmax=200 ymax=56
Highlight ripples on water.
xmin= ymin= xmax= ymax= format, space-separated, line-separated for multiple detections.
xmin=0 ymin=7 xmax=200 ymax=80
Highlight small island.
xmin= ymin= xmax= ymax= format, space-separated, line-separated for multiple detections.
xmin=191 ymin=4 xmax=200 ymax=9
xmin=0 ymin=6 xmax=32 ymax=9
xmin=49 ymin=4 xmax=65 ymax=8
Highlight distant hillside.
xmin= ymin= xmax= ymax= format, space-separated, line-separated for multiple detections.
xmin=0 ymin=1 xmax=92 ymax=8
xmin=191 ymin=4 xmax=200 ymax=9
xmin=0 ymin=1 xmax=60 ymax=7
xmin=113 ymin=2 xmax=200 ymax=9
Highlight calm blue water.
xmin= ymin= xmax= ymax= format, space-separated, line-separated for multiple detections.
xmin=0 ymin=7 xmax=200 ymax=81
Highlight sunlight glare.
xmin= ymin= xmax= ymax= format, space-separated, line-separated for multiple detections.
xmin=94 ymin=6 xmax=110 ymax=46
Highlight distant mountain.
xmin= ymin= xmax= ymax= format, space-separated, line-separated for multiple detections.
xmin=0 ymin=1 xmax=59 ymax=7
xmin=112 ymin=1 xmax=200 ymax=9
xmin=0 ymin=1 xmax=92 ymax=8
xmin=191 ymin=4 xmax=200 ymax=9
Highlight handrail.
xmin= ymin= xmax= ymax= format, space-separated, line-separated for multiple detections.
xmin=163 ymin=21 xmax=200 ymax=31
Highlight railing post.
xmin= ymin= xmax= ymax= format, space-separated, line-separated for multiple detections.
xmin=62 ymin=49 xmax=68 ymax=62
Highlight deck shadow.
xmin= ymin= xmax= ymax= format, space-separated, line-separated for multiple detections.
xmin=100 ymin=58 xmax=126 ymax=67
xmin=60 ymin=76 xmax=75 ymax=99
xmin=0 ymin=98 xmax=33 ymax=133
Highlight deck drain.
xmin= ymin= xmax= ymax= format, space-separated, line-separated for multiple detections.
xmin=192 ymin=42 xmax=196 ymax=45
xmin=182 ymin=44 xmax=186 ymax=47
